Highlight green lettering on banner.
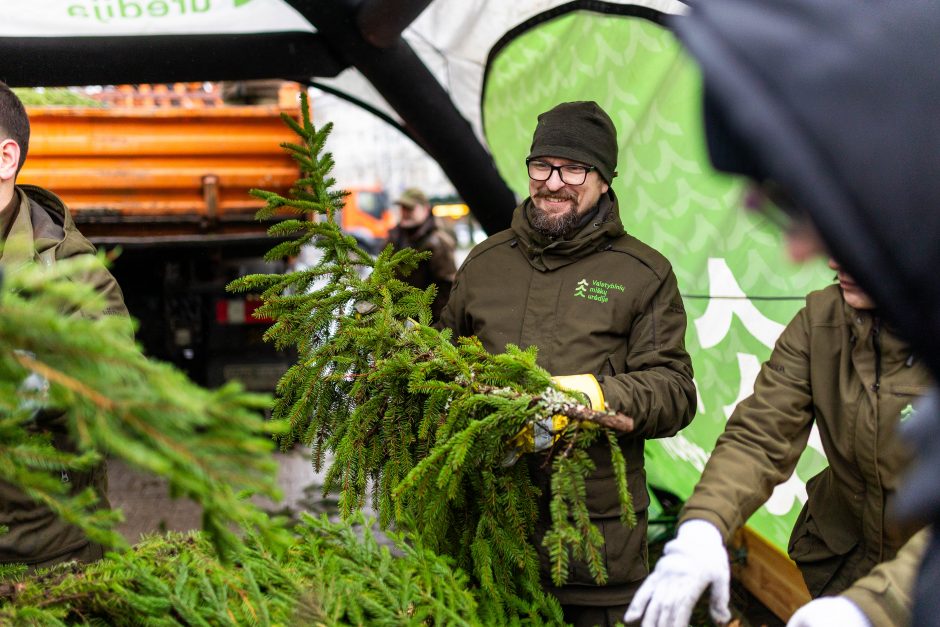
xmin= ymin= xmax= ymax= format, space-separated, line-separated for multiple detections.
xmin=148 ymin=0 xmax=168 ymax=16
xmin=66 ymin=0 xmax=253 ymax=22
xmin=119 ymin=0 xmax=142 ymax=18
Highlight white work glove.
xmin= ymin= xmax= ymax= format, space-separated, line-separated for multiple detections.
xmin=624 ymin=519 xmax=731 ymax=627
xmin=786 ymin=597 xmax=871 ymax=627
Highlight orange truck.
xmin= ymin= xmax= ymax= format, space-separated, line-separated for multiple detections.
xmin=19 ymin=99 xmax=392 ymax=389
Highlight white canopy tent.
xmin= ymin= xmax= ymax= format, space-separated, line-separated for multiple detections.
xmin=0 ymin=0 xmax=686 ymax=233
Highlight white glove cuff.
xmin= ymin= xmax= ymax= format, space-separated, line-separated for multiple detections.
xmin=676 ymin=519 xmax=724 ymax=547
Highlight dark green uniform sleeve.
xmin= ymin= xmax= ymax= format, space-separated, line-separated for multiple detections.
xmin=597 ymin=268 xmax=696 ymax=439
xmin=679 ymin=305 xmax=815 ymax=540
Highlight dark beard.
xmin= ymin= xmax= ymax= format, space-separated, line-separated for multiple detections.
xmin=529 ymin=197 xmax=579 ymax=238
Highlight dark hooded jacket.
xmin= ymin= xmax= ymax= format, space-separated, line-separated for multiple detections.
xmin=674 ymin=1 xmax=940 ymax=624
xmin=439 ymin=190 xmax=695 ymax=605
xmin=387 ymin=213 xmax=456 ymax=321
xmin=0 ymin=184 xmax=129 ymax=566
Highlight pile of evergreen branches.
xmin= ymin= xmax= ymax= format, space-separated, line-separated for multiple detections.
xmin=0 ymin=513 xmax=491 ymax=626
xmin=229 ymin=93 xmax=636 ymax=622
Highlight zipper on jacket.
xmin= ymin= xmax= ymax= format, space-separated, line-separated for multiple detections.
xmin=871 ymin=316 xmax=882 ymax=395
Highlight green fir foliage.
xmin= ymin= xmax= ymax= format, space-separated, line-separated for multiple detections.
xmin=0 ymin=514 xmax=491 ymax=626
xmin=228 ymin=93 xmax=635 ymax=621
xmin=0 ymin=257 xmax=288 ymax=557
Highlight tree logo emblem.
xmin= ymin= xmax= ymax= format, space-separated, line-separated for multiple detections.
xmin=574 ymin=279 xmax=588 ymax=298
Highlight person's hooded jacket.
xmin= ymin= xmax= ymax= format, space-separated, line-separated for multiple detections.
xmin=439 ymin=190 xmax=695 ymax=605
xmin=387 ymin=212 xmax=456 ymax=321
xmin=0 ymin=184 xmax=129 ymax=567
xmin=673 ymin=1 xmax=940 ymax=624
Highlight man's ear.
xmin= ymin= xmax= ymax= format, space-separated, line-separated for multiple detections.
xmin=0 ymin=139 xmax=21 ymax=182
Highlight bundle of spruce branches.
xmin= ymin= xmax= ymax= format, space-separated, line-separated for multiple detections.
xmin=229 ymin=93 xmax=636 ymax=622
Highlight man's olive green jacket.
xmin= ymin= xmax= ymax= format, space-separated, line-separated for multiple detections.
xmin=680 ymin=284 xmax=932 ymax=625
xmin=0 ymin=185 xmax=129 ymax=566
xmin=439 ymin=192 xmax=695 ymax=606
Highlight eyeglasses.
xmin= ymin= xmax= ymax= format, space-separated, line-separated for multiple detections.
xmin=526 ymin=159 xmax=596 ymax=186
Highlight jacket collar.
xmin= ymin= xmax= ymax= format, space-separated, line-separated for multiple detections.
xmin=0 ymin=186 xmax=68 ymax=268
xmin=510 ymin=189 xmax=625 ymax=271
xmin=844 ymin=297 xmax=911 ymax=362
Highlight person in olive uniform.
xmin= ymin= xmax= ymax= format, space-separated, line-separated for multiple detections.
xmin=438 ymin=101 xmax=696 ymax=627
xmin=387 ymin=187 xmax=456 ymax=321
xmin=0 ymin=81 xmax=129 ymax=570
xmin=626 ymin=259 xmax=931 ymax=627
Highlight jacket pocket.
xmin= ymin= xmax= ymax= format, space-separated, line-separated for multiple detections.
xmin=890 ymin=384 xmax=929 ymax=398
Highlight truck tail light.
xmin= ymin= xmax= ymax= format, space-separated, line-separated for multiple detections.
xmin=215 ymin=296 xmax=272 ymax=325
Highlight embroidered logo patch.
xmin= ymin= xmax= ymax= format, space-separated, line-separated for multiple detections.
xmin=574 ymin=278 xmax=625 ymax=303
xmin=900 ymin=403 xmax=916 ymax=423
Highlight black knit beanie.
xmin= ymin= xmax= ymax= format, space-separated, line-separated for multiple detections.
xmin=527 ymin=101 xmax=618 ymax=183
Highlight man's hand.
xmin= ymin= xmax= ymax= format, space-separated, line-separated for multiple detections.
xmin=624 ymin=519 xmax=731 ymax=627
xmin=501 ymin=374 xmax=605 ymax=467
xmin=501 ymin=413 xmax=569 ymax=467
xmin=786 ymin=597 xmax=870 ymax=627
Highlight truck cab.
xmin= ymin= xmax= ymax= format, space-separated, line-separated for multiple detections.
xmin=339 ymin=186 xmax=393 ymax=253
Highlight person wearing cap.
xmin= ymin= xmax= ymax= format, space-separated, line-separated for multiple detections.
xmin=387 ymin=187 xmax=456 ymax=321
xmin=437 ymin=101 xmax=695 ymax=625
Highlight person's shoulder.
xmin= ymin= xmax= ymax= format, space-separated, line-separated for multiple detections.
xmin=459 ymin=229 xmax=516 ymax=268
xmin=805 ymin=284 xmax=843 ymax=311
xmin=22 ymin=184 xmax=97 ymax=259
xmin=801 ymin=283 xmax=848 ymax=327
xmin=606 ymin=232 xmax=673 ymax=280
xmin=427 ymin=222 xmax=456 ymax=249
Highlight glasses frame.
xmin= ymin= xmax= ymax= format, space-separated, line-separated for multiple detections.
xmin=526 ymin=158 xmax=596 ymax=186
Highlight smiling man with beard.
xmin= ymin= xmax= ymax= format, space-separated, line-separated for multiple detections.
xmin=438 ymin=101 xmax=696 ymax=626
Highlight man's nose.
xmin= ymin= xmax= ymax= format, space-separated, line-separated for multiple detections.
xmin=545 ymin=169 xmax=566 ymax=191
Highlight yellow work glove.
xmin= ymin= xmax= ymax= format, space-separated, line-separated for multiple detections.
xmin=502 ymin=413 xmax=569 ymax=467
xmin=551 ymin=374 xmax=605 ymax=411
xmin=500 ymin=374 xmax=605 ymax=467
